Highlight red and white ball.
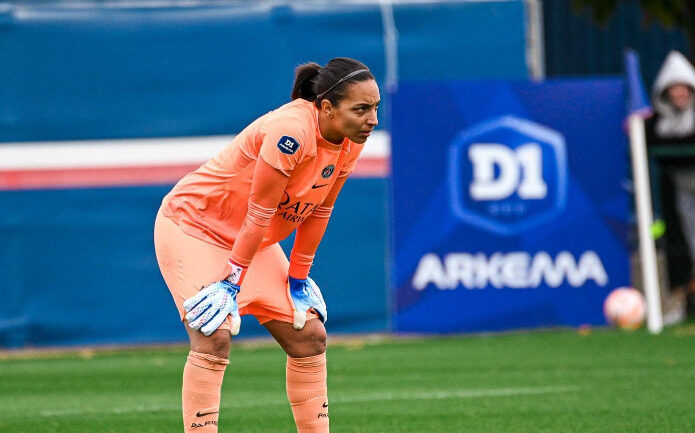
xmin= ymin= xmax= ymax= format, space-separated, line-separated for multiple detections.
xmin=603 ymin=287 xmax=646 ymax=330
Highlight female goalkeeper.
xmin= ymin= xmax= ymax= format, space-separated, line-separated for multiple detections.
xmin=154 ymin=57 xmax=379 ymax=433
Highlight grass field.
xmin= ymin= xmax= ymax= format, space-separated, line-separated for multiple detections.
xmin=1 ymin=325 xmax=694 ymax=433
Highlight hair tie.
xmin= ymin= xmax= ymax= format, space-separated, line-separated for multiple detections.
xmin=317 ymin=69 xmax=369 ymax=99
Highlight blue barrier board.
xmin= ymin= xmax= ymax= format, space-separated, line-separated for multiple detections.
xmin=391 ymin=79 xmax=630 ymax=333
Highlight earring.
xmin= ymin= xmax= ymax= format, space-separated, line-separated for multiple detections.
xmin=328 ymin=112 xmax=334 ymax=118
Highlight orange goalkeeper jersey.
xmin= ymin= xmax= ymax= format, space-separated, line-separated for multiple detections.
xmin=161 ymin=98 xmax=364 ymax=249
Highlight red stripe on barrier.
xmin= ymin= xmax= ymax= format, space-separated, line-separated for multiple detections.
xmin=0 ymin=165 xmax=201 ymax=190
xmin=352 ymin=157 xmax=390 ymax=177
xmin=0 ymin=158 xmax=389 ymax=190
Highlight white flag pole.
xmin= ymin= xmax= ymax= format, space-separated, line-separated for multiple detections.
xmin=624 ymin=50 xmax=663 ymax=334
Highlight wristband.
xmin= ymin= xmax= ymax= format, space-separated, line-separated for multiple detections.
xmin=225 ymin=260 xmax=248 ymax=285
xmin=289 ymin=251 xmax=314 ymax=280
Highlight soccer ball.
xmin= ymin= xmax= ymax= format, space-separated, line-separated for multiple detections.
xmin=603 ymin=287 xmax=646 ymax=330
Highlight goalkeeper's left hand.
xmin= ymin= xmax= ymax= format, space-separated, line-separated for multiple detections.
xmin=287 ymin=276 xmax=327 ymax=330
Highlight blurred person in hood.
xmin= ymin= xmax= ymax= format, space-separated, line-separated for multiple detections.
xmin=646 ymin=50 xmax=695 ymax=319
xmin=648 ymin=50 xmax=695 ymax=143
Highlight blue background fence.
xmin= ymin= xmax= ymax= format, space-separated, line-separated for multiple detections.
xmin=0 ymin=180 xmax=390 ymax=347
xmin=0 ymin=0 xmax=528 ymax=141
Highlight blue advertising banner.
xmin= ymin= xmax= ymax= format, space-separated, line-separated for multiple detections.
xmin=391 ymin=79 xmax=630 ymax=333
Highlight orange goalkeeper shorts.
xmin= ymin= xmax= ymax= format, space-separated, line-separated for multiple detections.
xmin=154 ymin=209 xmax=317 ymax=330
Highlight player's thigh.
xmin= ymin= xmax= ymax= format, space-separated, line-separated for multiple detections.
xmin=238 ymin=243 xmax=292 ymax=320
xmin=154 ymin=209 xmax=232 ymax=329
xmin=239 ymin=243 xmax=320 ymax=324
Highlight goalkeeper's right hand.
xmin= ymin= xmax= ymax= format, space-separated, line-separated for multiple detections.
xmin=183 ymin=261 xmax=245 ymax=336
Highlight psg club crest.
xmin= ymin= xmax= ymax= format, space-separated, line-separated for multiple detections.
xmin=321 ymin=165 xmax=335 ymax=178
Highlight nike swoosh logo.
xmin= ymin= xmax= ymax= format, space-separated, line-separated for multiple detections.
xmin=196 ymin=410 xmax=219 ymax=417
xmin=312 ymin=184 xmax=329 ymax=189
xmin=322 ymin=402 xmax=328 ymax=408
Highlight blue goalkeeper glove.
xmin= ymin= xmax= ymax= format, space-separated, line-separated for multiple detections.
xmin=184 ymin=279 xmax=241 ymax=337
xmin=287 ymin=276 xmax=327 ymax=330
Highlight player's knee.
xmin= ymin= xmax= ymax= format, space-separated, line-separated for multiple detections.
xmin=209 ymin=332 xmax=232 ymax=358
xmin=288 ymin=325 xmax=326 ymax=358
xmin=307 ymin=327 xmax=327 ymax=355
xmin=190 ymin=328 xmax=231 ymax=359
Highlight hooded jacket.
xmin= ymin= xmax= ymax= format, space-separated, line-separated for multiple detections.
xmin=649 ymin=51 xmax=695 ymax=142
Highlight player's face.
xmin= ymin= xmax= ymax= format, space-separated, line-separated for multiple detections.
xmin=333 ymin=79 xmax=380 ymax=144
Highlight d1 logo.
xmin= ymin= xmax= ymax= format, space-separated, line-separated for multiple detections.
xmin=448 ymin=115 xmax=567 ymax=235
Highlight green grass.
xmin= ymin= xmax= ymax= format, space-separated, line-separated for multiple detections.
xmin=1 ymin=325 xmax=695 ymax=433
